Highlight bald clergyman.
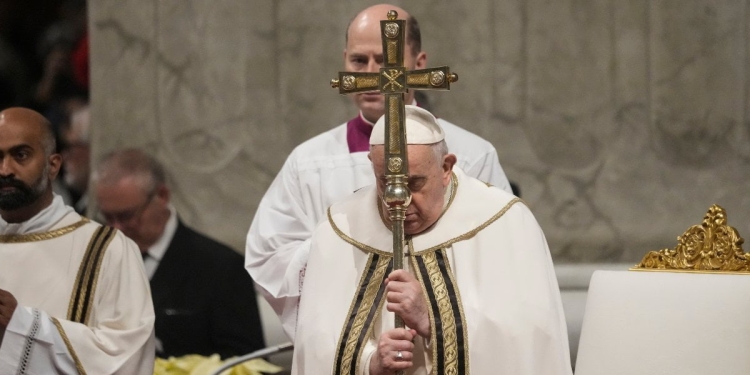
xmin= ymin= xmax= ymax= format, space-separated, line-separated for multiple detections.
xmin=292 ymin=106 xmax=571 ymax=375
xmin=0 ymin=107 xmax=155 ymax=374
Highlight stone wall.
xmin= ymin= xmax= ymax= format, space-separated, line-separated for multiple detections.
xmin=89 ymin=0 xmax=750 ymax=263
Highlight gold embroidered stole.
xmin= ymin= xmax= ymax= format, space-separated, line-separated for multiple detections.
xmin=331 ymin=245 xmax=471 ymax=375
xmin=333 ymin=253 xmax=393 ymax=374
xmin=60 ymin=225 xmax=115 ymax=375
xmin=410 ymin=245 xmax=469 ymax=375
xmin=67 ymin=225 xmax=117 ymax=324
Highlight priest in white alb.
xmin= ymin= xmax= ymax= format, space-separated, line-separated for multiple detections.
xmin=292 ymin=106 xmax=572 ymax=375
xmin=0 ymin=107 xmax=155 ymax=374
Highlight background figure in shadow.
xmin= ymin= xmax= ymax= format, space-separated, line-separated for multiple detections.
xmin=93 ymin=148 xmax=265 ymax=359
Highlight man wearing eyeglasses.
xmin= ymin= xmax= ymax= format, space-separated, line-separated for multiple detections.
xmin=93 ymin=148 xmax=266 ymax=359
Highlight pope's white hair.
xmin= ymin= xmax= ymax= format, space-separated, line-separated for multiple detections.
xmin=430 ymin=140 xmax=448 ymax=163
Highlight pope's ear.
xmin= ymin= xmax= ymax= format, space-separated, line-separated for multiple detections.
xmin=443 ymin=153 xmax=457 ymax=172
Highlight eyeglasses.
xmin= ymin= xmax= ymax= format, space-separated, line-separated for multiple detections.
xmin=98 ymin=191 xmax=156 ymax=225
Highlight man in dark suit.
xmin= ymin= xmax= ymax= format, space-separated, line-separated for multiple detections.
xmin=92 ymin=148 xmax=265 ymax=359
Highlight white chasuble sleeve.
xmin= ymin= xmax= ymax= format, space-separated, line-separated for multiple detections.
xmin=449 ymin=203 xmax=572 ymax=375
xmin=246 ymin=156 xmax=315 ymax=339
xmin=0 ymin=233 xmax=156 ymax=375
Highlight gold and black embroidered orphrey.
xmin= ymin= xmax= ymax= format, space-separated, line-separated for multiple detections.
xmin=333 ymin=252 xmax=393 ymax=375
xmin=329 ymin=188 xmax=524 ymax=374
xmin=412 ymin=247 xmax=470 ymax=375
xmin=331 ymin=246 xmax=471 ymax=375
xmin=67 ymin=225 xmax=117 ymax=325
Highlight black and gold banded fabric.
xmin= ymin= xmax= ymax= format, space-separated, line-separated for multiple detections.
xmin=333 ymin=246 xmax=469 ymax=375
xmin=412 ymin=248 xmax=469 ymax=375
xmin=67 ymin=226 xmax=117 ymax=325
xmin=334 ymin=253 xmax=393 ymax=375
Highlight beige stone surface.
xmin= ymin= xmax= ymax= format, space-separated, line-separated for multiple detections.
xmin=89 ymin=0 xmax=750 ymax=262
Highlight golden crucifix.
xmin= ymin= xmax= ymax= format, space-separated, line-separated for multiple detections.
xmin=331 ymin=10 xmax=458 ymax=333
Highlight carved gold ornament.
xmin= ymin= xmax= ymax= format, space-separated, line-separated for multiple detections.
xmin=632 ymin=204 xmax=749 ymax=273
xmin=384 ymin=22 xmax=400 ymax=38
xmin=388 ymin=157 xmax=403 ymax=173
xmin=429 ymin=71 xmax=445 ymax=87
xmin=382 ymin=69 xmax=404 ymax=91
xmin=342 ymin=75 xmax=356 ymax=91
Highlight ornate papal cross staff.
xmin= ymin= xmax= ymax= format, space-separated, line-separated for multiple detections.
xmin=331 ymin=10 xmax=458 ymax=337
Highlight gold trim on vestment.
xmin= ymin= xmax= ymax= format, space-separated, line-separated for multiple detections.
xmin=409 ymin=242 xmax=470 ymax=374
xmin=423 ymin=250 xmax=461 ymax=374
xmin=331 ymin=176 xmax=520 ymax=257
xmin=408 ymin=241 xmax=439 ymax=371
xmin=412 ymin=197 xmax=525 ymax=256
xmin=440 ymin=247 xmax=471 ymax=375
xmin=333 ymin=253 xmax=392 ymax=375
xmin=51 ymin=317 xmax=87 ymax=375
xmin=83 ymin=227 xmax=115 ymax=324
xmin=329 ymin=208 xmax=393 ymax=256
xmin=0 ymin=218 xmax=89 ymax=243
xmin=67 ymin=226 xmax=116 ymax=325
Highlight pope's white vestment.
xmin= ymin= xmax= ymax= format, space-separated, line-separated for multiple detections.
xmin=246 ymin=115 xmax=511 ymax=339
xmin=292 ymin=168 xmax=571 ymax=375
xmin=0 ymin=195 xmax=155 ymax=374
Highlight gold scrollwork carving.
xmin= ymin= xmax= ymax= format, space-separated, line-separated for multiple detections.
xmin=633 ymin=204 xmax=749 ymax=272
xmin=388 ymin=157 xmax=403 ymax=173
